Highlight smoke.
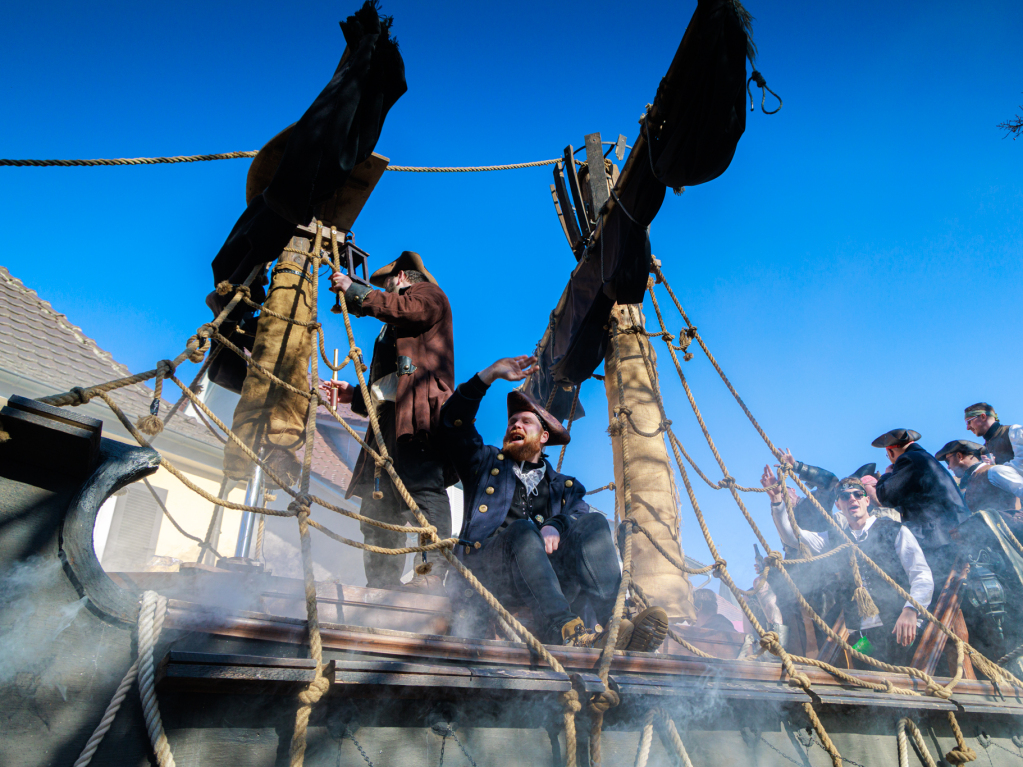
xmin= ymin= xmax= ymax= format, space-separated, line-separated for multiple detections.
xmin=0 ymin=556 xmax=89 ymax=691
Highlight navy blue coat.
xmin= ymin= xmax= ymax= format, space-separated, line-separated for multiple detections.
xmin=437 ymin=376 xmax=589 ymax=560
xmin=876 ymin=443 xmax=967 ymax=549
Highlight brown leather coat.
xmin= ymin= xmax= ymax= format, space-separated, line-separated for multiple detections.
xmin=344 ymin=281 xmax=454 ymax=496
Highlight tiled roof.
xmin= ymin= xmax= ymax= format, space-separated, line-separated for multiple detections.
xmin=0 ymin=264 xmax=367 ymax=494
xmin=309 ymin=404 xmax=367 ymax=494
xmin=0 ymin=265 xmax=220 ymax=447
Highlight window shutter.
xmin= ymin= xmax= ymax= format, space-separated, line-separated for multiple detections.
xmin=101 ymin=483 xmax=165 ymax=572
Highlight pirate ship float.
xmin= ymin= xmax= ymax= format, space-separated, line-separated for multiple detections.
xmin=2 ymin=2 xmax=1023 ymax=766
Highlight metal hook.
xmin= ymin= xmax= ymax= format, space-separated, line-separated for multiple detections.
xmin=747 ymin=70 xmax=783 ymax=115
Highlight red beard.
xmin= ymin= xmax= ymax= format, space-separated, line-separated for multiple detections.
xmin=502 ymin=430 xmax=544 ymax=463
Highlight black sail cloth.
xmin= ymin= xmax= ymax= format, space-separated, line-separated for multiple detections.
xmin=540 ymin=0 xmax=750 ymax=389
xmin=212 ymin=3 xmax=406 ymax=289
xmin=207 ymin=2 xmax=406 ymax=391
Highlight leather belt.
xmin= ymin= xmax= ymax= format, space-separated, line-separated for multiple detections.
xmin=272 ymin=267 xmax=312 ymax=284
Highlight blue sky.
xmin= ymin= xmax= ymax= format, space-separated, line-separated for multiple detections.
xmin=2 ymin=0 xmax=1022 ymax=588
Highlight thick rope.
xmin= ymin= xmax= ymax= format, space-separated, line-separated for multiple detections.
xmin=898 ymin=719 xmax=939 ymax=767
xmin=0 ymin=154 xmax=561 ymax=172
xmin=652 ymin=710 xmax=695 ymax=767
xmin=633 ymin=709 xmax=656 ymax=767
xmin=74 ymin=590 xmax=172 ymax=767
xmin=137 ymin=591 xmax=176 ymax=767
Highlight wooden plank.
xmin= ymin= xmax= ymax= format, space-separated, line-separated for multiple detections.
xmin=817 ymin=612 xmax=850 ymax=668
xmin=911 ymin=560 xmax=970 ymax=675
xmin=315 ymin=152 xmax=390 ymax=231
xmin=164 ymin=600 xmax=1020 ymax=706
xmin=167 ymin=651 xmax=317 ymax=669
xmin=563 ymin=145 xmax=591 ymax=238
xmin=584 ymin=132 xmax=609 ymax=219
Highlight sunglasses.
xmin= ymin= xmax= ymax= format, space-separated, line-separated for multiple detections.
xmin=838 ymin=491 xmax=865 ymax=501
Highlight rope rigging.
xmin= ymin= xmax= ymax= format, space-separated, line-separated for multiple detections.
xmin=43 ymin=227 xmax=1006 ymax=767
xmin=0 ymin=153 xmax=564 ymax=172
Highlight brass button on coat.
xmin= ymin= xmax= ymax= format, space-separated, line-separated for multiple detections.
xmin=478 ymin=504 xmax=488 ymax=513
xmin=497 ymin=453 xmax=505 ymax=460
xmin=565 ymin=480 xmax=574 ymax=487
xmin=454 ymin=419 xmax=463 ymax=427
xmin=491 ymin=468 xmax=500 ymax=476
xmin=474 ymin=541 xmax=481 ymax=549
xmin=485 ymin=487 xmax=494 ymax=495
xmin=464 ymin=546 xmax=470 ymax=555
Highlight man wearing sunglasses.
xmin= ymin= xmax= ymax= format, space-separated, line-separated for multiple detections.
xmin=768 ymin=476 xmax=933 ymax=665
xmin=964 ymin=403 xmax=1023 ymax=501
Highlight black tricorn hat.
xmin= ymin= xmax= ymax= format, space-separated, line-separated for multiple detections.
xmin=871 ymin=429 xmax=921 ymax=448
xmin=935 ymin=439 xmax=983 ymax=462
xmin=850 ymin=463 xmax=877 ymax=479
xmin=370 ymin=251 xmax=438 ymax=287
xmin=507 ymin=390 xmax=571 ymax=447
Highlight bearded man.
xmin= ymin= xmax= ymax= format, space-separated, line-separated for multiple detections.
xmin=436 ymin=355 xmax=668 ymax=651
xmin=324 ymin=252 xmax=454 ymax=593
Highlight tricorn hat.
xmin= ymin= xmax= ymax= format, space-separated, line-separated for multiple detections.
xmin=935 ymin=439 xmax=983 ymax=462
xmin=370 ymin=251 xmax=438 ymax=287
xmin=507 ymin=390 xmax=571 ymax=447
xmin=871 ymin=429 xmax=921 ymax=448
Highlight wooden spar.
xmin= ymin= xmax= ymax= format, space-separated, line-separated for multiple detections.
xmin=605 ymin=303 xmax=694 ymax=620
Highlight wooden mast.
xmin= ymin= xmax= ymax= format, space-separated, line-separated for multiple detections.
xmin=605 ymin=302 xmax=695 ymax=620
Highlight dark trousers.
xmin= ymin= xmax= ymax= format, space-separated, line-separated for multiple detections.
xmin=358 ymin=437 xmax=451 ymax=589
xmin=465 ymin=513 xmax=622 ymax=643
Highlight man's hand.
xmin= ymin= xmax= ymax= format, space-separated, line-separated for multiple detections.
xmin=479 ymin=355 xmax=539 ymax=386
xmin=319 ymin=379 xmax=355 ymax=404
xmin=541 ymin=525 xmax=561 ymax=555
xmin=893 ymin=607 xmax=918 ymax=646
xmin=330 ymin=271 xmax=353 ymax=295
xmin=776 ymin=448 xmax=796 ymax=470
xmin=761 ymin=464 xmax=783 ymax=503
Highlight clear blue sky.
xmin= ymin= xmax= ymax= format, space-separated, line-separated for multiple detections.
xmin=2 ymin=0 xmax=1022 ymax=588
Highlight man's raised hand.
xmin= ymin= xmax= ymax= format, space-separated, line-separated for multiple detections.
xmin=479 ymin=355 xmax=539 ymax=386
xmin=761 ymin=464 xmax=783 ymax=503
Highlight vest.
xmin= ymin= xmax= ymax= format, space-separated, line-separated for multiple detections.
xmin=961 ymin=463 xmax=1019 ymax=513
xmin=984 ymin=422 xmax=1014 ymax=465
xmin=830 ymin=518 xmax=911 ymax=631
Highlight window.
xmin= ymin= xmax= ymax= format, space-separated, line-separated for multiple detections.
xmin=100 ymin=483 xmax=165 ymax=572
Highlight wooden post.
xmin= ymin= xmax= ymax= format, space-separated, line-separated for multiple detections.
xmin=605 ymin=303 xmax=695 ymax=620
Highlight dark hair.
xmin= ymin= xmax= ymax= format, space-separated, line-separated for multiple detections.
xmin=402 ymin=269 xmax=427 ymax=284
xmin=693 ymin=588 xmax=718 ymax=615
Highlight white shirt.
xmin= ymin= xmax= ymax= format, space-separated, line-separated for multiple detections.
xmin=770 ymin=502 xmax=933 ymax=629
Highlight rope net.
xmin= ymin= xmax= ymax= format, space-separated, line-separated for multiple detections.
xmin=46 ymin=228 xmax=1010 ymax=766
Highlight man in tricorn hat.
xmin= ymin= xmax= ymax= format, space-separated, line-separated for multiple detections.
xmin=964 ymin=403 xmax=1023 ymax=501
xmin=874 ymin=429 xmax=967 ymax=596
xmin=935 ymin=439 xmax=1020 ymax=515
xmin=323 ymin=252 xmax=454 ymax=593
xmin=436 ymin=354 xmax=669 ymax=651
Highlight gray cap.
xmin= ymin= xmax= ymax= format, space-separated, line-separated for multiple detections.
xmin=935 ymin=439 xmax=983 ymax=462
